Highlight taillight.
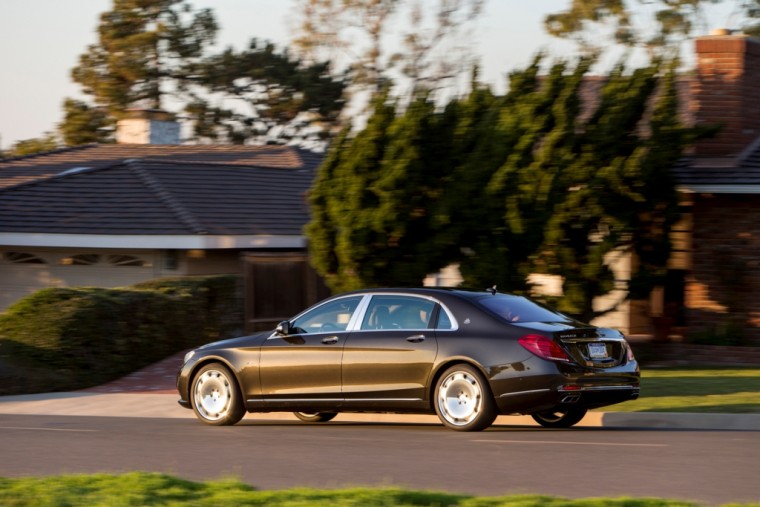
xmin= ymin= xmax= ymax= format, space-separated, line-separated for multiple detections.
xmin=518 ymin=334 xmax=571 ymax=362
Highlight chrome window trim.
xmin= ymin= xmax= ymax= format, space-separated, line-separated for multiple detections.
xmin=266 ymin=291 xmax=459 ymax=339
xmin=353 ymin=292 xmax=459 ymax=332
xmin=266 ymin=294 xmax=366 ymax=339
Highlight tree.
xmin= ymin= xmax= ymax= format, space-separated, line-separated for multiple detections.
xmin=545 ymin=0 xmax=760 ymax=53
xmin=71 ymin=0 xmax=218 ymax=117
xmin=292 ymin=0 xmax=483 ymax=96
xmin=307 ymin=89 xmax=466 ymax=292
xmin=184 ymin=40 xmax=346 ymax=145
xmin=2 ymin=133 xmax=59 ymax=158
xmin=306 ymin=91 xmax=397 ymax=292
xmin=59 ymin=99 xmax=113 ymax=146
xmin=306 ymin=56 xmax=702 ymax=324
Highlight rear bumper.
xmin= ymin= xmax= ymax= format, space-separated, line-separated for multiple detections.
xmin=495 ymin=383 xmax=639 ymax=414
xmin=496 ymin=383 xmax=639 ymax=414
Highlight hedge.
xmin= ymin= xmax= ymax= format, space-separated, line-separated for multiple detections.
xmin=0 ymin=275 xmax=243 ymax=395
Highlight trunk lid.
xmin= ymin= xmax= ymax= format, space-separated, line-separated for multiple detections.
xmin=514 ymin=322 xmax=628 ymax=368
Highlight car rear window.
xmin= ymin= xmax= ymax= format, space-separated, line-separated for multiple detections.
xmin=476 ymin=294 xmax=572 ymax=323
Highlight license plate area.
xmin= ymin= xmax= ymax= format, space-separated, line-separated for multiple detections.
xmin=587 ymin=342 xmax=608 ymax=359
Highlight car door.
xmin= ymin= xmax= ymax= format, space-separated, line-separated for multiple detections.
xmin=258 ymin=295 xmax=363 ymax=404
xmin=341 ymin=294 xmax=438 ymax=409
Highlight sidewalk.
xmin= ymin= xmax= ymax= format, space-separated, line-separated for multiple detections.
xmin=0 ymin=352 xmax=758 ymax=430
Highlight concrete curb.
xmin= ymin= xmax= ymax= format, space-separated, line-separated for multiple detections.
xmin=0 ymin=392 xmax=758 ymax=430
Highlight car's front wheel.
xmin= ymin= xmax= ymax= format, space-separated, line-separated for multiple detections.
xmin=531 ymin=407 xmax=588 ymax=428
xmin=434 ymin=364 xmax=497 ymax=431
xmin=293 ymin=412 xmax=338 ymax=423
xmin=191 ymin=363 xmax=245 ymax=426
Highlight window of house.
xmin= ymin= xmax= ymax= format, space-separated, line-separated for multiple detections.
xmin=3 ymin=252 xmax=47 ymax=264
xmin=63 ymin=254 xmax=101 ymax=265
xmin=107 ymin=255 xmax=146 ymax=267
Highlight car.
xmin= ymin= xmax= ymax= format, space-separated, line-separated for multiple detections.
xmin=177 ymin=287 xmax=639 ymax=431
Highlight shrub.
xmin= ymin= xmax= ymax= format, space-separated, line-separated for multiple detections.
xmin=0 ymin=275 xmax=243 ymax=394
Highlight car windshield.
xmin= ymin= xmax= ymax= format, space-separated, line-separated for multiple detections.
xmin=476 ymin=294 xmax=572 ymax=323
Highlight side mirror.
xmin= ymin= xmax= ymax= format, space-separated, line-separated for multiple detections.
xmin=275 ymin=321 xmax=292 ymax=336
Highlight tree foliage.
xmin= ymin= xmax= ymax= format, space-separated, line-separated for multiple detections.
xmin=59 ymin=99 xmax=113 ymax=146
xmin=71 ymin=0 xmax=218 ymax=116
xmin=292 ymin=0 xmax=483 ymax=95
xmin=545 ymin=0 xmax=760 ymax=53
xmin=184 ymin=40 xmax=346 ymax=145
xmin=307 ymin=57 xmax=704 ymax=322
xmin=1 ymin=133 xmax=59 ymax=158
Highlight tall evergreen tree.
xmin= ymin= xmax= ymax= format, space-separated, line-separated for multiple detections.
xmin=306 ymin=91 xmax=397 ymax=292
xmin=456 ymin=57 xmax=583 ymax=292
xmin=71 ymin=0 xmax=218 ymax=117
xmin=539 ymin=63 xmax=661 ymax=321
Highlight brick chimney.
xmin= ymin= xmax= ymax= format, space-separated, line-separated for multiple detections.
xmin=116 ymin=109 xmax=181 ymax=145
xmin=692 ymin=32 xmax=760 ymax=157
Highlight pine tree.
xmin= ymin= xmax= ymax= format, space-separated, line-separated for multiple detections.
xmin=306 ymin=91 xmax=397 ymax=292
xmin=71 ymin=0 xmax=217 ymax=116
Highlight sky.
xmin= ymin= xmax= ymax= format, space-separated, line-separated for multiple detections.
xmin=0 ymin=0 xmax=737 ymax=149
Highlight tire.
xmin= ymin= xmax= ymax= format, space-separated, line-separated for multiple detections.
xmin=531 ymin=407 xmax=588 ymax=428
xmin=293 ymin=412 xmax=338 ymax=423
xmin=434 ymin=364 xmax=497 ymax=432
xmin=191 ymin=363 xmax=245 ymax=426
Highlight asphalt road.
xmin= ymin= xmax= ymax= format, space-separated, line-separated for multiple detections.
xmin=1 ymin=414 xmax=758 ymax=504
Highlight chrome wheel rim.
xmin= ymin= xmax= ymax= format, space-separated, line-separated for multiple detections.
xmin=194 ymin=369 xmax=233 ymax=421
xmin=437 ymin=371 xmax=483 ymax=426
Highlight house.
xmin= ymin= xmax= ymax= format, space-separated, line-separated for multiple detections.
xmin=0 ymin=112 xmax=324 ymax=328
xmin=673 ymin=32 xmax=760 ymax=342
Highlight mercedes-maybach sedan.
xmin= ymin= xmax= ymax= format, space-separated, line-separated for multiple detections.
xmin=177 ymin=288 xmax=639 ymax=431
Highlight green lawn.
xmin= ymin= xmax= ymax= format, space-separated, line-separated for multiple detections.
xmin=0 ymin=472 xmax=755 ymax=507
xmin=596 ymin=367 xmax=760 ymax=413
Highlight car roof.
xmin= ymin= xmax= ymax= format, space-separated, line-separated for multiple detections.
xmin=338 ymin=287 xmax=495 ymax=300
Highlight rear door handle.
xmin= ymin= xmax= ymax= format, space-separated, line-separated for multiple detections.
xmin=406 ymin=334 xmax=426 ymax=343
xmin=321 ymin=336 xmax=339 ymax=344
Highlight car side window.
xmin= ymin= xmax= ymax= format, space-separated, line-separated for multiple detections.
xmin=290 ymin=296 xmax=362 ymax=334
xmin=436 ymin=307 xmax=453 ymax=330
xmin=360 ymin=295 xmax=435 ymax=330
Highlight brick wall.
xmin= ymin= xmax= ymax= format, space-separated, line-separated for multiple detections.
xmin=686 ymin=194 xmax=760 ymax=342
xmin=692 ymin=35 xmax=760 ymax=156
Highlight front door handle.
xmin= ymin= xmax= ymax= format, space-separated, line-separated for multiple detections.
xmin=406 ymin=334 xmax=425 ymax=343
xmin=321 ymin=336 xmax=339 ymax=344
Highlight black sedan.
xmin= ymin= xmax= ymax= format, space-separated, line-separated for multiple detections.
xmin=177 ymin=288 xmax=639 ymax=431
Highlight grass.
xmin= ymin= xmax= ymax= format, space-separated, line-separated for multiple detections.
xmin=596 ymin=367 xmax=760 ymax=413
xmin=0 ymin=472 xmax=756 ymax=507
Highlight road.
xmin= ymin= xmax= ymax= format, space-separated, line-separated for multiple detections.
xmin=0 ymin=414 xmax=758 ymax=504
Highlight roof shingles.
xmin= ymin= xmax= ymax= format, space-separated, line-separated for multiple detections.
xmin=0 ymin=145 xmax=319 ymax=237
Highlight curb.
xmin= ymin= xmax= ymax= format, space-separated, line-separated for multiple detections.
xmin=0 ymin=392 xmax=758 ymax=430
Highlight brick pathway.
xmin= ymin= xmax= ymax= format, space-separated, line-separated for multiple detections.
xmin=83 ymin=351 xmax=188 ymax=394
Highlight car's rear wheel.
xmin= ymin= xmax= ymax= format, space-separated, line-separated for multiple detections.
xmin=434 ymin=364 xmax=497 ymax=431
xmin=531 ymin=407 xmax=587 ymax=428
xmin=191 ymin=363 xmax=245 ymax=426
xmin=293 ymin=412 xmax=338 ymax=423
